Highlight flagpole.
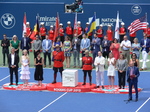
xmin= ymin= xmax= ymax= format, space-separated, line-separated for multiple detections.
xmin=145 ymin=12 xmax=148 ymax=22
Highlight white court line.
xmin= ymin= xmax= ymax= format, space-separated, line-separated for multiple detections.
xmin=0 ymin=69 xmax=21 ymax=82
xmin=135 ymin=97 xmax=150 ymax=112
xmin=38 ymin=92 xmax=67 ymax=112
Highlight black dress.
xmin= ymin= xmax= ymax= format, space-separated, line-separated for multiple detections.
xmin=34 ymin=57 xmax=43 ymax=81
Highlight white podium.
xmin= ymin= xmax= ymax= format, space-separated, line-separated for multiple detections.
xmin=62 ymin=69 xmax=78 ymax=87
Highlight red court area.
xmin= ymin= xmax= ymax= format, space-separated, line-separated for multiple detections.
xmin=3 ymin=82 xmax=142 ymax=94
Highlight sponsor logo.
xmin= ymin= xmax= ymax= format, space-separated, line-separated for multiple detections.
xmin=131 ymin=4 xmax=142 ymax=15
xmin=39 ymin=16 xmax=56 ymax=26
xmin=101 ymin=18 xmax=123 ymax=27
xmin=0 ymin=13 xmax=16 ymax=29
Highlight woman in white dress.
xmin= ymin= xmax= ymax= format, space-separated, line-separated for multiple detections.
xmin=20 ymin=49 xmax=30 ymax=86
xmin=107 ymin=52 xmax=116 ymax=89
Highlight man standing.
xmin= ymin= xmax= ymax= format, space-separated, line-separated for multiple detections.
xmin=96 ymin=24 xmax=104 ymax=42
xmin=42 ymin=35 xmax=52 ymax=68
xmin=80 ymin=33 xmax=90 ymax=57
xmin=94 ymin=51 xmax=105 ymax=89
xmin=140 ymin=33 xmax=150 ymax=71
xmin=143 ymin=23 xmax=150 ymax=39
xmin=20 ymin=32 xmax=31 ymax=54
xmin=119 ymin=22 xmax=127 ymax=43
xmin=127 ymin=62 xmax=140 ymax=102
xmin=52 ymin=44 xmax=65 ymax=84
xmin=65 ymin=21 xmax=73 ymax=41
xmin=1 ymin=34 xmax=10 ymax=66
xmin=120 ymin=35 xmax=131 ymax=62
xmin=33 ymin=35 xmax=42 ymax=59
xmin=91 ymin=33 xmax=101 ymax=68
xmin=8 ymin=47 xmax=19 ymax=85
xmin=39 ymin=22 xmax=47 ymax=41
xmin=101 ymin=35 xmax=111 ymax=59
xmin=72 ymin=33 xmax=81 ymax=68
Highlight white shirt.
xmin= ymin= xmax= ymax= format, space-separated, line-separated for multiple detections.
xmin=11 ymin=54 xmax=15 ymax=65
xmin=24 ymin=38 xmax=26 ymax=47
xmin=84 ymin=38 xmax=86 ymax=44
xmin=46 ymin=40 xmax=49 ymax=49
xmin=94 ymin=56 xmax=105 ymax=72
xmin=120 ymin=40 xmax=131 ymax=50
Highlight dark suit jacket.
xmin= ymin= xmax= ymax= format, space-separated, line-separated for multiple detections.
xmin=140 ymin=38 xmax=150 ymax=53
xmin=72 ymin=38 xmax=81 ymax=52
xmin=1 ymin=39 xmax=10 ymax=49
xmin=8 ymin=53 xmax=19 ymax=68
xmin=127 ymin=66 xmax=140 ymax=83
xmin=20 ymin=37 xmax=31 ymax=50
xmin=91 ymin=37 xmax=101 ymax=52
xmin=101 ymin=39 xmax=111 ymax=53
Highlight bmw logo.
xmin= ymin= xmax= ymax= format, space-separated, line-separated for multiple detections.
xmin=0 ymin=13 xmax=16 ymax=29
xmin=131 ymin=4 xmax=142 ymax=15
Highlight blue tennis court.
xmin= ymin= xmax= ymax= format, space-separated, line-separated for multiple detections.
xmin=0 ymin=67 xmax=150 ymax=112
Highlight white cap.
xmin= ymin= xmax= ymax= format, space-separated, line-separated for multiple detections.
xmin=99 ymin=24 xmax=103 ymax=27
xmin=77 ymin=21 xmax=81 ymax=24
xmin=86 ymin=22 xmax=89 ymax=24
xmin=121 ymin=22 xmax=125 ymax=25
xmin=59 ymin=23 xmax=63 ymax=26
xmin=108 ymin=24 xmax=111 ymax=27
xmin=50 ymin=25 xmax=53 ymax=27
xmin=26 ymin=22 xmax=30 ymax=24
xmin=67 ymin=21 xmax=71 ymax=24
xmin=40 ymin=22 xmax=44 ymax=25
xmin=147 ymin=22 xmax=149 ymax=25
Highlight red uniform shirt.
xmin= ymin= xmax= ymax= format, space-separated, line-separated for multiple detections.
xmin=82 ymin=56 xmax=93 ymax=70
xmin=59 ymin=28 xmax=64 ymax=36
xmin=40 ymin=27 xmax=47 ymax=36
xmin=53 ymin=51 xmax=65 ymax=68
xmin=65 ymin=26 xmax=73 ymax=35
xmin=26 ymin=27 xmax=32 ymax=37
xmin=107 ymin=29 xmax=113 ymax=41
xmin=48 ymin=30 xmax=54 ymax=40
xmin=97 ymin=29 xmax=104 ymax=38
xmin=119 ymin=27 xmax=126 ymax=34
xmin=144 ymin=28 xmax=150 ymax=37
xmin=77 ymin=27 xmax=83 ymax=35
xmin=129 ymin=32 xmax=136 ymax=37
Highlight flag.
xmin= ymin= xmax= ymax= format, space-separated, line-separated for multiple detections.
xmin=74 ymin=12 xmax=78 ymax=33
xmin=86 ymin=13 xmax=96 ymax=35
xmin=128 ymin=15 xmax=147 ymax=34
xmin=53 ymin=12 xmax=60 ymax=41
xmin=22 ymin=12 xmax=26 ymax=37
xmin=30 ymin=15 xmax=39 ymax=40
xmin=115 ymin=12 xmax=119 ymax=39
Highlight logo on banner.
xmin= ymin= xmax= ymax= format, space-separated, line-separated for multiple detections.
xmin=39 ymin=16 xmax=56 ymax=26
xmin=131 ymin=4 xmax=142 ymax=15
xmin=0 ymin=13 xmax=16 ymax=29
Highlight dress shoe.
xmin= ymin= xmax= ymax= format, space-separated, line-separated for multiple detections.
xmin=128 ymin=98 xmax=132 ymax=101
xmin=93 ymin=67 xmax=95 ymax=69
xmin=119 ymin=87 xmax=121 ymax=89
xmin=135 ymin=98 xmax=138 ymax=102
xmin=9 ymin=83 xmax=13 ymax=86
xmin=123 ymin=87 xmax=125 ymax=89
xmin=49 ymin=65 xmax=51 ymax=68
xmin=16 ymin=84 xmax=18 ymax=86
xmin=140 ymin=68 xmax=143 ymax=71
xmin=78 ymin=66 xmax=80 ymax=68
xmin=44 ymin=65 xmax=46 ymax=67
xmin=144 ymin=68 xmax=147 ymax=70
xmin=73 ymin=66 xmax=76 ymax=68
xmin=82 ymin=83 xmax=86 ymax=85
xmin=95 ymin=86 xmax=99 ymax=88
xmin=90 ymin=83 xmax=92 ymax=86
xmin=102 ymin=86 xmax=105 ymax=89
xmin=52 ymin=81 xmax=56 ymax=84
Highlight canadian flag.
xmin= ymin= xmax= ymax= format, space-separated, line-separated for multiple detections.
xmin=73 ymin=12 xmax=78 ymax=34
xmin=53 ymin=12 xmax=60 ymax=41
xmin=22 ymin=12 xmax=27 ymax=37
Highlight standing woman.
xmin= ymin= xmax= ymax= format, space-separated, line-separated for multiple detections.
xmin=129 ymin=53 xmax=139 ymax=68
xmin=116 ymin=54 xmax=128 ymax=89
xmin=52 ymin=37 xmax=63 ymax=51
xmin=63 ymin=36 xmax=72 ymax=68
xmin=34 ymin=52 xmax=44 ymax=86
xmin=20 ymin=49 xmax=30 ymax=86
xmin=131 ymin=38 xmax=140 ymax=59
xmin=82 ymin=50 xmax=93 ymax=85
xmin=107 ymin=52 xmax=116 ymax=89
xmin=10 ymin=35 xmax=20 ymax=54
xmin=110 ymin=38 xmax=120 ymax=60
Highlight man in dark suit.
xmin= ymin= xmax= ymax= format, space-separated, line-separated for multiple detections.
xmin=8 ymin=47 xmax=19 ymax=85
xmin=20 ymin=32 xmax=31 ymax=54
xmin=91 ymin=33 xmax=101 ymax=68
xmin=101 ymin=35 xmax=111 ymax=59
xmin=1 ymin=34 xmax=10 ymax=66
xmin=72 ymin=33 xmax=81 ymax=68
xmin=127 ymin=62 xmax=140 ymax=102
xmin=140 ymin=33 xmax=150 ymax=71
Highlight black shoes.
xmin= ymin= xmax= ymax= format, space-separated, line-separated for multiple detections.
xmin=102 ymin=86 xmax=105 ymax=89
xmin=52 ymin=81 xmax=56 ymax=84
xmin=135 ymin=98 xmax=138 ymax=102
xmin=82 ymin=83 xmax=86 ymax=85
xmin=95 ymin=86 xmax=99 ymax=88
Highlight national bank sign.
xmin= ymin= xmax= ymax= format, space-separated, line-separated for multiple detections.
xmin=39 ymin=16 xmax=56 ymax=26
